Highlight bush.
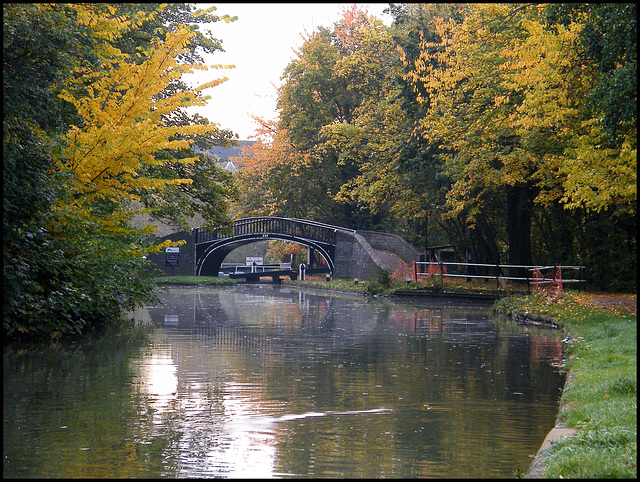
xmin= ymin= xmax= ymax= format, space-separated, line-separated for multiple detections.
xmin=3 ymin=216 xmax=160 ymax=340
xmin=376 ymin=267 xmax=392 ymax=288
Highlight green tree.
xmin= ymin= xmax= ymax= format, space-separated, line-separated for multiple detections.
xmin=3 ymin=4 xmax=90 ymax=234
xmin=3 ymin=4 xmax=240 ymax=338
xmin=4 ymin=3 xmax=105 ymax=338
xmin=275 ymin=6 xmax=395 ymax=228
xmin=400 ymin=3 xmax=635 ymax=287
xmin=545 ymin=3 xmax=636 ymax=144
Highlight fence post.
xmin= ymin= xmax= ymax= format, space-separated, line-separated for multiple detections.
xmin=496 ymin=264 xmax=500 ymax=289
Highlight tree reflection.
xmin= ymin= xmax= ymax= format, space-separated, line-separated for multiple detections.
xmin=3 ymin=286 xmax=565 ymax=478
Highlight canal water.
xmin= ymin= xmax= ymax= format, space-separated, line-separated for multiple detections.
xmin=4 ymin=284 xmax=565 ymax=478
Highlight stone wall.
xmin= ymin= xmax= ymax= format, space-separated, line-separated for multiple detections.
xmin=148 ymin=231 xmax=195 ymax=276
xmin=333 ymin=231 xmax=388 ymax=281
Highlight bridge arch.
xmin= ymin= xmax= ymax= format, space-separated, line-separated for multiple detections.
xmin=194 ymin=217 xmax=353 ymax=277
xmin=196 ymin=233 xmax=335 ymax=276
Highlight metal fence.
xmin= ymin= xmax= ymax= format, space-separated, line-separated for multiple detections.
xmin=414 ymin=262 xmax=586 ymax=292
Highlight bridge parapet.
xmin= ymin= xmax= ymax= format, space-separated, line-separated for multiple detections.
xmin=357 ymin=230 xmax=420 ymax=265
xmin=333 ymin=231 xmax=388 ymax=280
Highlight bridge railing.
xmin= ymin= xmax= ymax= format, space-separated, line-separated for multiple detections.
xmin=193 ymin=216 xmax=355 ymax=246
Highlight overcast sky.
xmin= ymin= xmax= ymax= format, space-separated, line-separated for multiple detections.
xmin=184 ymin=3 xmax=392 ymax=140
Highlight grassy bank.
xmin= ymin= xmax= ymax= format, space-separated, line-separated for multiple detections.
xmin=284 ymin=276 xmax=525 ymax=297
xmin=282 ymin=278 xmax=370 ymax=294
xmin=494 ymin=293 xmax=637 ymax=478
xmin=154 ymin=275 xmax=237 ymax=286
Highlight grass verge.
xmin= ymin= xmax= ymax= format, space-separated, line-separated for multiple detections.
xmin=154 ymin=275 xmax=237 ymax=286
xmin=494 ymin=292 xmax=637 ymax=478
xmin=286 ymin=275 xmax=527 ymax=297
xmin=283 ymin=278 xmax=370 ymax=295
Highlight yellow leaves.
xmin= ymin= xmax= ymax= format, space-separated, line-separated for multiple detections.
xmin=69 ymin=4 xmax=160 ymax=62
xmin=126 ymin=238 xmax=184 ymax=257
xmin=192 ymin=5 xmax=237 ymax=24
xmin=48 ymin=8 xmax=235 ymax=258
xmin=415 ymin=3 xmax=586 ymax=143
xmin=201 ymin=64 xmax=236 ymax=70
xmin=403 ymin=2 xmax=635 ymax=219
xmin=561 ymin=127 xmax=637 ymax=212
xmin=55 ymin=24 xmax=221 ymax=204
xmin=194 ymin=77 xmax=231 ymax=94
xmin=493 ymin=95 xmax=510 ymax=107
xmin=193 ymin=6 xmax=217 ymax=18
xmin=496 ymin=18 xmax=586 ymax=135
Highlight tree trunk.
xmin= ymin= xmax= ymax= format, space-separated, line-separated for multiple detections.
xmin=506 ymin=184 xmax=533 ymax=268
xmin=424 ymin=210 xmax=429 ymax=259
xmin=474 ymin=212 xmax=501 ymax=264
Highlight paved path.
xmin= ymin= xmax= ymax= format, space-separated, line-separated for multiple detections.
xmin=525 ymin=423 xmax=577 ymax=478
xmin=576 ymin=293 xmax=636 ymax=315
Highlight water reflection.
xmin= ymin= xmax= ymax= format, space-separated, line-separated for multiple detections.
xmin=139 ymin=351 xmax=178 ymax=412
xmin=4 ymin=284 xmax=564 ymax=478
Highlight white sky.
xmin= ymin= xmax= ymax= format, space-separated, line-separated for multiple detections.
xmin=185 ymin=3 xmax=393 ymax=140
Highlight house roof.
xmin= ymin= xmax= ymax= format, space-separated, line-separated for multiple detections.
xmin=205 ymin=140 xmax=256 ymax=162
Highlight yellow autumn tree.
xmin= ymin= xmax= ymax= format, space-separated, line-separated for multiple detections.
xmin=403 ymin=3 xmax=636 ymax=265
xmin=406 ymin=3 xmax=635 ymax=215
xmin=3 ymin=4 xmax=240 ymax=338
xmin=51 ymin=4 xmax=233 ymax=253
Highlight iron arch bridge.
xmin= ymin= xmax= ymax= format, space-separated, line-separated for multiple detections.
xmin=193 ymin=217 xmax=356 ymax=277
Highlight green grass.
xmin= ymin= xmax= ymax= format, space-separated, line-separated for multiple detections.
xmin=283 ymin=278 xmax=370 ymax=295
xmin=284 ymin=276 xmax=446 ymax=295
xmin=154 ymin=275 xmax=237 ymax=286
xmin=494 ymin=293 xmax=637 ymax=478
xmin=287 ymin=275 xmax=528 ymax=297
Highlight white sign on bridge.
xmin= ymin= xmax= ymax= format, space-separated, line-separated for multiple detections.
xmin=245 ymin=256 xmax=264 ymax=266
